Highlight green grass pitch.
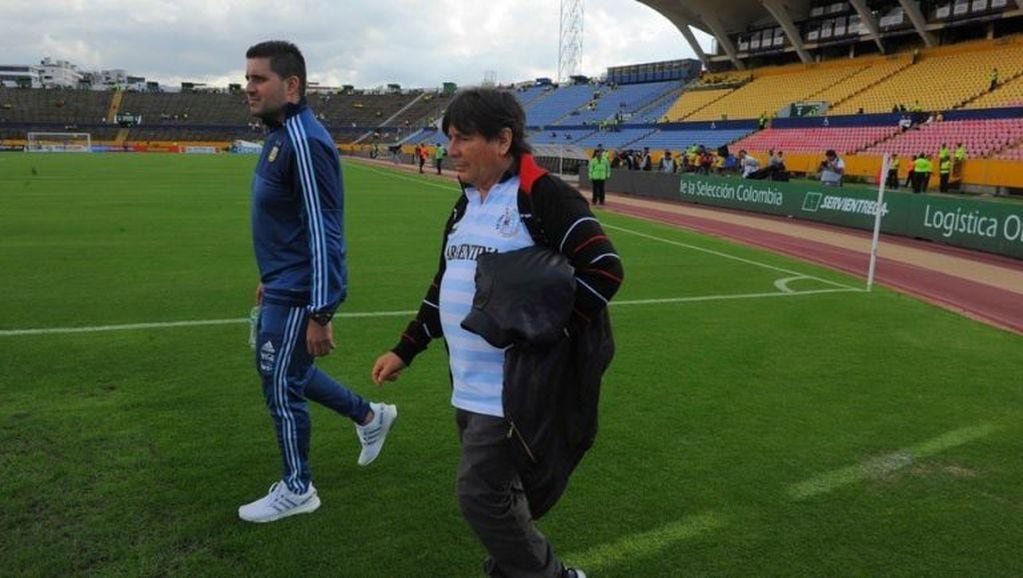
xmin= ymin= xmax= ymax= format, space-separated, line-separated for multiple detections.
xmin=1 ymin=153 xmax=1021 ymax=576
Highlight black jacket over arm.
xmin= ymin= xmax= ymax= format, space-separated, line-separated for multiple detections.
xmin=390 ymin=154 xmax=624 ymax=518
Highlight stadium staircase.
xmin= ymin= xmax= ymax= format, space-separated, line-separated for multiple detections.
xmin=959 ymin=68 xmax=1023 ymax=110
xmin=106 ymin=90 xmax=124 ymax=124
xmin=812 ymin=56 xmax=912 ymax=110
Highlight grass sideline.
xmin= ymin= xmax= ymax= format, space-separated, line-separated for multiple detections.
xmin=1 ymin=153 xmax=1021 ymax=577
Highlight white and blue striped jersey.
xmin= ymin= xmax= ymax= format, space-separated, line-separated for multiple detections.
xmin=251 ymin=101 xmax=346 ymax=314
xmin=439 ymin=176 xmax=535 ymax=417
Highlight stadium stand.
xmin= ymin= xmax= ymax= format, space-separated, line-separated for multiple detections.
xmin=629 ymin=126 xmax=753 ymax=152
xmin=569 ymin=80 xmax=680 ymax=125
xmin=731 ymin=126 xmax=901 ymax=156
xmin=830 ymin=40 xmax=1023 ymax=115
xmin=524 ymin=83 xmax=594 ymax=127
xmin=811 ymin=56 xmax=912 ymax=110
xmin=528 ymin=128 xmax=599 ymax=145
xmin=969 ymin=72 xmax=1023 ymax=109
xmin=687 ymin=62 xmax=866 ymax=122
xmin=861 ymin=118 xmax=1023 ymax=160
xmin=120 ymin=91 xmax=250 ymax=125
xmin=0 ymin=86 xmax=110 ymax=125
xmin=663 ymin=88 xmax=734 ymax=122
xmin=572 ymin=127 xmax=656 ymax=149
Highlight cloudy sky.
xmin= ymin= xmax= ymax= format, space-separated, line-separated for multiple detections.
xmin=2 ymin=0 xmax=714 ymax=89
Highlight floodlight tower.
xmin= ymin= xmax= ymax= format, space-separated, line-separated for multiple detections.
xmin=558 ymin=0 xmax=584 ymax=83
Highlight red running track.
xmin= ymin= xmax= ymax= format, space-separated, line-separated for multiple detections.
xmin=606 ymin=198 xmax=1023 ymax=335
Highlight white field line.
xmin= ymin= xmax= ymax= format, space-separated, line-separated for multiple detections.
xmin=351 ymin=162 xmax=860 ymax=291
xmin=604 ymin=223 xmax=859 ymax=291
xmin=0 ymin=288 xmax=862 ymax=337
xmin=564 ymin=512 xmax=726 ymax=572
xmin=348 ymin=160 xmax=458 ymax=192
xmin=0 ymin=310 xmax=417 ymax=337
xmin=789 ymin=423 xmax=1000 ymax=500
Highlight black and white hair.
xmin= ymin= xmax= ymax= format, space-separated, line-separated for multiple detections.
xmin=442 ymin=88 xmax=532 ymax=158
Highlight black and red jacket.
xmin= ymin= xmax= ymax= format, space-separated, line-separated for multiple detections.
xmin=390 ymin=154 xmax=623 ymax=518
xmin=392 ymin=154 xmax=623 ymax=365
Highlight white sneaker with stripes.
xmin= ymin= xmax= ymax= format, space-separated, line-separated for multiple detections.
xmin=238 ymin=481 xmax=320 ymax=523
xmin=356 ymin=402 xmax=398 ymax=466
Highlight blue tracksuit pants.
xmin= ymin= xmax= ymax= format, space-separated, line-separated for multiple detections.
xmin=256 ymin=303 xmax=370 ymax=494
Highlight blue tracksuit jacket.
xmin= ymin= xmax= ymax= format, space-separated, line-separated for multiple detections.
xmin=251 ymin=100 xmax=346 ymax=315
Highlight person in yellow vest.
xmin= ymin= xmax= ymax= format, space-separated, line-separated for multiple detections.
xmin=938 ymin=143 xmax=950 ymax=162
xmin=913 ymin=152 xmax=932 ymax=193
xmin=434 ymin=142 xmax=446 ymax=175
xmin=887 ymin=154 xmax=900 ymax=190
xmin=939 ymin=155 xmax=953 ymax=192
xmin=587 ymin=144 xmax=611 ymax=206
xmin=990 ymin=67 xmax=999 ymax=92
xmin=953 ymin=143 xmax=967 ymax=179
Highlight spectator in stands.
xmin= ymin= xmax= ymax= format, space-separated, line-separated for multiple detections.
xmin=819 ymin=149 xmax=845 ymax=187
xmin=758 ymin=111 xmax=768 ymax=130
xmin=898 ymin=115 xmax=912 ymax=132
xmin=371 ymin=87 xmax=619 ymax=578
xmin=659 ymin=150 xmax=676 ymax=174
xmin=589 ymin=144 xmax=611 ymax=205
xmin=238 ymin=39 xmax=397 ymax=525
xmin=434 ymin=142 xmax=446 ymax=175
xmin=990 ymin=67 xmax=999 ymax=92
xmin=913 ymin=152 xmax=933 ymax=193
xmin=887 ymin=154 xmax=900 ymax=190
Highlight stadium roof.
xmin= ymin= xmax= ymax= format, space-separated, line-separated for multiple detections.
xmin=636 ymin=0 xmax=990 ymax=70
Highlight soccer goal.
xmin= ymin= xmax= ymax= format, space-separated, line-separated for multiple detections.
xmin=26 ymin=132 xmax=92 ymax=153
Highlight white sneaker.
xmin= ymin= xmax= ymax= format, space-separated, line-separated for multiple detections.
xmin=356 ymin=402 xmax=397 ymax=466
xmin=238 ymin=481 xmax=320 ymax=523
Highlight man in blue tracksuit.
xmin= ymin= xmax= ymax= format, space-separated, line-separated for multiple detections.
xmin=238 ymin=40 xmax=397 ymax=523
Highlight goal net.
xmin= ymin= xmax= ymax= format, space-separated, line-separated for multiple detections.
xmin=26 ymin=132 xmax=92 ymax=153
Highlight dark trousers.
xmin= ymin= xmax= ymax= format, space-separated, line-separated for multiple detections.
xmin=905 ymin=170 xmax=915 ymax=189
xmin=436 ymin=159 xmax=443 ymax=175
xmin=591 ymin=179 xmax=606 ymax=205
xmin=886 ymin=169 xmax=899 ymax=190
xmin=455 ymin=409 xmax=562 ymax=578
xmin=940 ymin=172 xmax=950 ymax=192
xmin=913 ymin=172 xmax=930 ymax=193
